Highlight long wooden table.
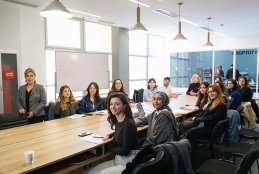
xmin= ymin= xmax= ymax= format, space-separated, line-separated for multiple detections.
xmin=0 ymin=94 xmax=196 ymax=174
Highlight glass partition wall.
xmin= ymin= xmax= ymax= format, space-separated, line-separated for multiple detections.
xmin=170 ymin=49 xmax=259 ymax=97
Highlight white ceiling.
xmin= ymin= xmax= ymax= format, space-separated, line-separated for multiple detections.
xmin=4 ymin=0 xmax=259 ymax=39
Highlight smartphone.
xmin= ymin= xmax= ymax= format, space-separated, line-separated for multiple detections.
xmin=78 ymin=132 xmax=92 ymax=137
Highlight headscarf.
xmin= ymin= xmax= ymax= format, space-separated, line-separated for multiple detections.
xmin=153 ymin=91 xmax=172 ymax=112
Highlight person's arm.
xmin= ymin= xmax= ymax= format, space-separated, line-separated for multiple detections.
xmin=142 ymin=112 xmax=174 ymax=147
xmin=229 ymin=92 xmax=242 ymax=110
xmin=135 ymin=113 xmax=150 ymax=126
xmin=97 ymin=99 xmax=104 ymax=110
xmin=17 ymin=86 xmax=26 ymax=114
xmin=194 ymin=104 xmax=227 ymax=125
xmin=111 ymin=123 xmax=137 ymax=156
xmin=78 ymin=99 xmax=86 ymax=114
xmin=53 ymin=103 xmax=61 ymax=119
xmin=186 ymin=84 xmax=192 ymax=95
xmin=31 ymin=85 xmax=47 ymax=116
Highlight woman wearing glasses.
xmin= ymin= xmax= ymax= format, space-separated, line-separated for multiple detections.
xmin=182 ymin=84 xmax=227 ymax=148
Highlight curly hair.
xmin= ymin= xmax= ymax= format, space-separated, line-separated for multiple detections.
xmin=57 ymin=85 xmax=77 ymax=111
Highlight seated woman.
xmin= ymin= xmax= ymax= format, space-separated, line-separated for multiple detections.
xmin=227 ymin=79 xmax=242 ymax=110
xmin=136 ymin=91 xmax=178 ymax=148
xmin=107 ymin=79 xmax=134 ymax=106
xmin=78 ymin=82 xmax=104 ymax=113
xmin=195 ymin=82 xmax=210 ymax=111
xmin=186 ymin=74 xmax=201 ymax=96
xmin=214 ymin=76 xmax=222 ymax=83
xmin=143 ymin=78 xmax=157 ymax=102
xmin=54 ymin=85 xmax=78 ymax=118
xmin=238 ymin=76 xmax=253 ymax=102
xmin=238 ymin=76 xmax=259 ymax=121
xmin=88 ymin=93 xmax=138 ymax=174
xmin=182 ymin=84 xmax=227 ymax=148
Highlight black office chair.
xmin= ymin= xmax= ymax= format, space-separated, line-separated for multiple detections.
xmin=239 ymin=127 xmax=259 ymax=142
xmin=195 ymin=119 xmax=229 ymax=158
xmin=130 ymin=151 xmax=164 ymax=174
xmin=0 ymin=113 xmax=28 ymax=130
xmin=133 ymin=88 xmax=144 ymax=103
xmin=196 ymin=142 xmax=259 ymax=174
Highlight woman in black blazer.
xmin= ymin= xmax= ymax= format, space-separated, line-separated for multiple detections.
xmin=182 ymin=84 xmax=227 ymax=147
xmin=17 ymin=68 xmax=46 ymax=124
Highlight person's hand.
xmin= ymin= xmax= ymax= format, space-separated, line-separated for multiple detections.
xmin=195 ymin=106 xmax=199 ymax=110
xmin=19 ymin=108 xmax=26 ymax=114
xmin=192 ymin=117 xmax=196 ymax=121
xmin=130 ymin=103 xmax=136 ymax=108
xmin=190 ymin=91 xmax=197 ymax=96
xmin=27 ymin=112 xmax=34 ymax=118
xmin=102 ymin=135 xmax=113 ymax=142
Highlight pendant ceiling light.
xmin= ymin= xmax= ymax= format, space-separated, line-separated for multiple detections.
xmin=40 ymin=0 xmax=73 ymax=19
xmin=204 ymin=17 xmax=214 ymax=47
xmin=173 ymin=2 xmax=187 ymax=40
xmin=130 ymin=0 xmax=147 ymax=32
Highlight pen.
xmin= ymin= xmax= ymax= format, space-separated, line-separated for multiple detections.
xmin=92 ymin=135 xmax=104 ymax=138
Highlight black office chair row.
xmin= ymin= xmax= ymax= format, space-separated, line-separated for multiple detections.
xmin=196 ymin=142 xmax=259 ymax=174
xmin=0 ymin=113 xmax=28 ymax=130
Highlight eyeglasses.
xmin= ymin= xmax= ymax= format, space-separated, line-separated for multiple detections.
xmin=208 ymin=90 xmax=216 ymax=94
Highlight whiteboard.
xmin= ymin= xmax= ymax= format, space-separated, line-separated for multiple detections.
xmin=56 ymin=52 xmax=109 ymax=91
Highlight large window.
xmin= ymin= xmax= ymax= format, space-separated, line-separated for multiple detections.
xmin=46 ymin=18 xmax=83 ymax=49
xmin=129 ymin=33 xmax=165 ymax=97
xmin=170 ymin=51 xmax=212 ymax=87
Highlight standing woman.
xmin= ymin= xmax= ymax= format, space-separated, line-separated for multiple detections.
xmin=54 ymin=85 xmax=78 ymax=118
xmin=143 ymin=78 xmax=157 ymax=102
xmin=88 ymin=93 xmax=138 ymax=174
xmin=78 ymin=82 xmax=104 ymax=113
xmin=17 ymin=68 xmax=46 ymax=124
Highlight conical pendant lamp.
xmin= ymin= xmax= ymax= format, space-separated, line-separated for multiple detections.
xmin=173 ymin=2 xmax=187 ymax=40
xmin=204 ymin=17 xmax=214 ymax=47
xmin=40 ymin=0 xmax=73 ymax=19
xmin=130 ymin=0 xmax=147 ymax=32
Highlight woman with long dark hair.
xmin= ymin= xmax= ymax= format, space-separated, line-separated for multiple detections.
xmin=88 ymin=93 xmax=138 ymax=174
xmin=78 ymin=82 xmax=104 ymax=113
xmin=227 ymin=79 xmax=242 ymax=110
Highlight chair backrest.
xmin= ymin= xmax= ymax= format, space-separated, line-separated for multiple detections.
xmin=133 ymin=88 xmax=144 ymax=103
xmin=131 ymin=151 xmax=164 ymax=174
xmin=236 ymin=142 xmax=259 ymax=174
xmin=211 ymin=119 xmax=229 ymax=143
xmin=0 ymin=113 xmax=28 ymax=130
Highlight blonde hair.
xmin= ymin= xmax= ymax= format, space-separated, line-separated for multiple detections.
xmin=24 ymin=67 xmax=36 ymax=78
xmin=192 ymin=74 xmax=200 ymax=83
xmin=203 ymin=84 xmax=225 ymax=111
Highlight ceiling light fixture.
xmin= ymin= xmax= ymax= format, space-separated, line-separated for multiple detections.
xmin=130 ymin=0 xmax=148 ymax=32
xmin=129 ymin=0 xmax=150 ymax=8
xmin=40 ymin=0 xmax=73 ymax=19
xmin=204 ymin=17 xmax=214 ymax=47
xmin=173 ymin=2 xmax=187 ymax=40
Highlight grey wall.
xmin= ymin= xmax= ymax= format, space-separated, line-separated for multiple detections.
xmin=112 ymin=27 xmax=129 ymax=93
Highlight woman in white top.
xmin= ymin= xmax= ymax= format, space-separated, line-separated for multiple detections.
xmin=143 ymin=78 xmax=157 ymax=102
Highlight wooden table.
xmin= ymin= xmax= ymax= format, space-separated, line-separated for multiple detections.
xmin=0 ymin=114 xmax=147 ymax=174
xmin=0 ymin=95 xmax=195 ymax=174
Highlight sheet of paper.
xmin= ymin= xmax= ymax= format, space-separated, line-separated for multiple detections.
xmin=80 ymin=134 xmax=104 ymax=144
xmin=67 ymin=114 xmax=85 ymax=119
